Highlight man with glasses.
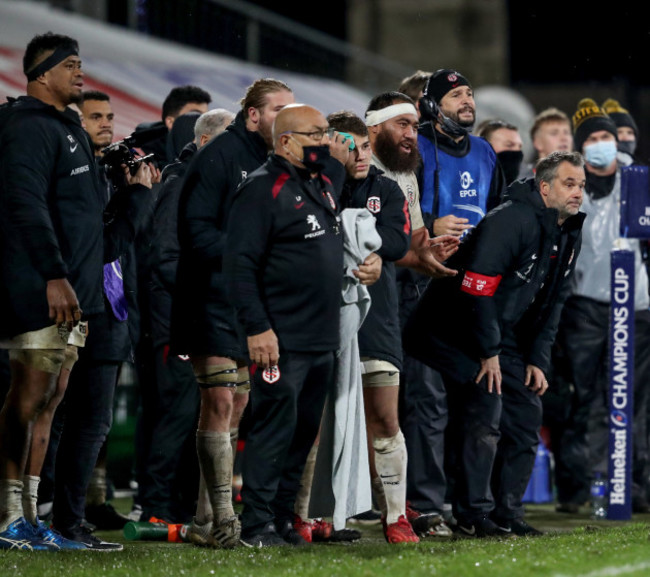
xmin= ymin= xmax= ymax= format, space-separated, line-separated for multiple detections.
xmin=224 ymin=103 xmax=351 ymax=547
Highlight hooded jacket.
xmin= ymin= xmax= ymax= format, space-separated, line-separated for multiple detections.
xmin=171 ymin=111 xmax=269 ymax=356
xmin=403 ymin=177 xmax=585 ymax=383
xmin=0 ymin=96 xmax=150 ymax=338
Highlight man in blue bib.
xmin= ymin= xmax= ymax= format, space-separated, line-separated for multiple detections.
xmin=417 ymin=69 xmax=505 ymax=238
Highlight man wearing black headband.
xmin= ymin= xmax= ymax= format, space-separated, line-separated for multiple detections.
xmin=0 ymin=32 xmax=153 ymax=551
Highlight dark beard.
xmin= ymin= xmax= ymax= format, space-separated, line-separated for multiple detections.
xmin=449 ymin=108 xmax=475 ymax=131
xmin=374 ymin=131 xmax=421 ymax=173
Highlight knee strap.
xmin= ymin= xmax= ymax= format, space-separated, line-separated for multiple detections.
xmin=195 ymin=362 xmax=238 ymax=389
xmin=373 ymin=430 xmax=405 ymax=454
xmin=235 ymin=366 xmax=251 ymax=393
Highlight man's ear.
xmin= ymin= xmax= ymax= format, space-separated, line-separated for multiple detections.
xmin=539 ymin=180 xmax=550 ymax=199
xmin=247 ymin=106 xmax=260 ymax=127
xmin=164 ymin=116 xmax=174 ymax=131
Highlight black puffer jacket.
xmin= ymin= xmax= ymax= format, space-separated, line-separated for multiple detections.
xmin=171 ymin=111 xmax=269 ymax=356
xmin=403 ymin=178 xmax=585 ymax=383
xmin=0 ymin=96 xmax=150 ymax=338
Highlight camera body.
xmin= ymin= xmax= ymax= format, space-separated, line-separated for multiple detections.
xmin=100 ymin=139 xmax=154 ymax=181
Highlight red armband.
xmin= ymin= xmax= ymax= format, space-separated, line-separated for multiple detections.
xmin=460 ymin=271 xmax=502 ymax=296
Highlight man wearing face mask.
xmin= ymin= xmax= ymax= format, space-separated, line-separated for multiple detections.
xmin=224 ymin=104 xmax=351 ymax=547
xmin=416 ymin=69 xmax=506 ymax=239
xmin=476 ymin=119 xmax=524 ymax=187
xmin=552 ymin=99 xmax=650 ymax=514
xmin=602 ymin=99 xmax=639 ymax=167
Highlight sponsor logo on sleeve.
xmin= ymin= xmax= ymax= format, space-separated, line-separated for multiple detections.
xmin=460 ymin=270 xmax=502 ymax=296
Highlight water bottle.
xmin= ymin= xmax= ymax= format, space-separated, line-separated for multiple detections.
xmin=590 ymin=471 xmax=608 ymax=520
xmin=123 ymin=520 xmax=190 ymax=542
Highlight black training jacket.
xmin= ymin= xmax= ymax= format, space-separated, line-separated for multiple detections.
xmin=341 ymin=165 xmax=411 ymax=369
xmin=171 ymin=111 xmax=269 ymax=355
xmin=403 ymin=178 xmax=585 ymax=384
xmin=224 ymin=154 xmax=345 ymax=353
xmin=0 ymin=96 xmax=152 ymax=338
xmin=149 ymin=142 xmax=196 ymax=348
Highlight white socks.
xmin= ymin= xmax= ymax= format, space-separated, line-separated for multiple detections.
xmin=373 ymin=430 xmax=407 ymax=525
xmin=196 ymin=430 xmax=234 ymax=524
xmin=0 ymin=479 xmax=24 ymax=531
xmin=22 ymin=475 xmax=39 ymax=525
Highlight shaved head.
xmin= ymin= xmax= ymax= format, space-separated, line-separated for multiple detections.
xmin=273 ymin=103 xmax=331 ymax=170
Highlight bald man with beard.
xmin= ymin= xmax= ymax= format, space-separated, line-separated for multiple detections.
xmin=224 ymin=104 xmax=351 ymax=548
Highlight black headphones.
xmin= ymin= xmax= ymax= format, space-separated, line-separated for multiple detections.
xmin=418 ymin=80 xmax=440 ymax=123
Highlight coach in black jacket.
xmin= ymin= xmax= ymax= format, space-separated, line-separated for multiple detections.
xmin=224 ymin=103 xmax=350 ymax=547
xmin=404 ymin=151 xmax=586 ymax=537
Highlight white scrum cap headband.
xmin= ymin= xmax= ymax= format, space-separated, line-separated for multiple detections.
xmin=365 ymin=103 xmax=418 ymax=127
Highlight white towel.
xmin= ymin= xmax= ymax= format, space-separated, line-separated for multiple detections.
xmin=309 ymin=208 xmax=382 ymax=529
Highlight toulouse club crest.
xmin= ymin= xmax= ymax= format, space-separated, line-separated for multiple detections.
xmin=367 ymin=196 xmax=381 ymax=214
xmin=262 ymin=365 xmax=281 ymax=384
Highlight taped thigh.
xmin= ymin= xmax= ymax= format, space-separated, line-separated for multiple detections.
xmin=361 ymin=359 xmax=400 ymax=388
xmin=9 ymin=348 xmax=66 ymax=375
xmin=61 ymin=345 xmax=79 ymax=371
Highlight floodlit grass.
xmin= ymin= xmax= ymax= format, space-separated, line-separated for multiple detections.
xmin=3 ymin=505 xmax=650 ymax=577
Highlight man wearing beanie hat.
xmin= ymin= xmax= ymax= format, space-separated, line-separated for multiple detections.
xmin=551 ymin=98 xmax=650 ymax=514
xmin=416 ymin=68 xmax=505 ymax=238
xmin=602 ymin=98 xmax=639 ymax=165
xmin=401 ymin=70 xmax=507 ymax=538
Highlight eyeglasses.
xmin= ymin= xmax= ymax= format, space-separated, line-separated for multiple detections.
xmin=282 ymin=127 xmax=337 ymax=142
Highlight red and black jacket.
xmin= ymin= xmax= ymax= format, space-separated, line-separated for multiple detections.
xmin=403 ymin=178 xmax=585 ymax=383
xmin=224 ymin=154 xmax=345 ymax=353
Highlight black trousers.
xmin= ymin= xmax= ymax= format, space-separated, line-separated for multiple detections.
xmin=139 ymin=345 xmax=200 ymax=521
xmin=442 ymin=351 xmax=541 ymax=523
xmin=491 ymin=354 xmax=542 ymax=521
xmin=48 ymin=354 xmax=121 ymax=530
xmin=402 ymin=353 xmax=450 ymax=515
xmin=240 ymin=350 xmax=334 ymax=536
xmin=444 ymin=370 xmax=501 ymax=523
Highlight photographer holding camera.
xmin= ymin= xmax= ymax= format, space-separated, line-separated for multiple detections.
xmin=0 ymin=33 xmax=155 ymax=551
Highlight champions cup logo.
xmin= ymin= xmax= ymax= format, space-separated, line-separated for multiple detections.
xmin=608 ymin=258 xmax=633 ymax=512
xmin=611 ymin=410 xmax=627 ymax=427
xmin=262 ymin=366 xmax=280 ymax=384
